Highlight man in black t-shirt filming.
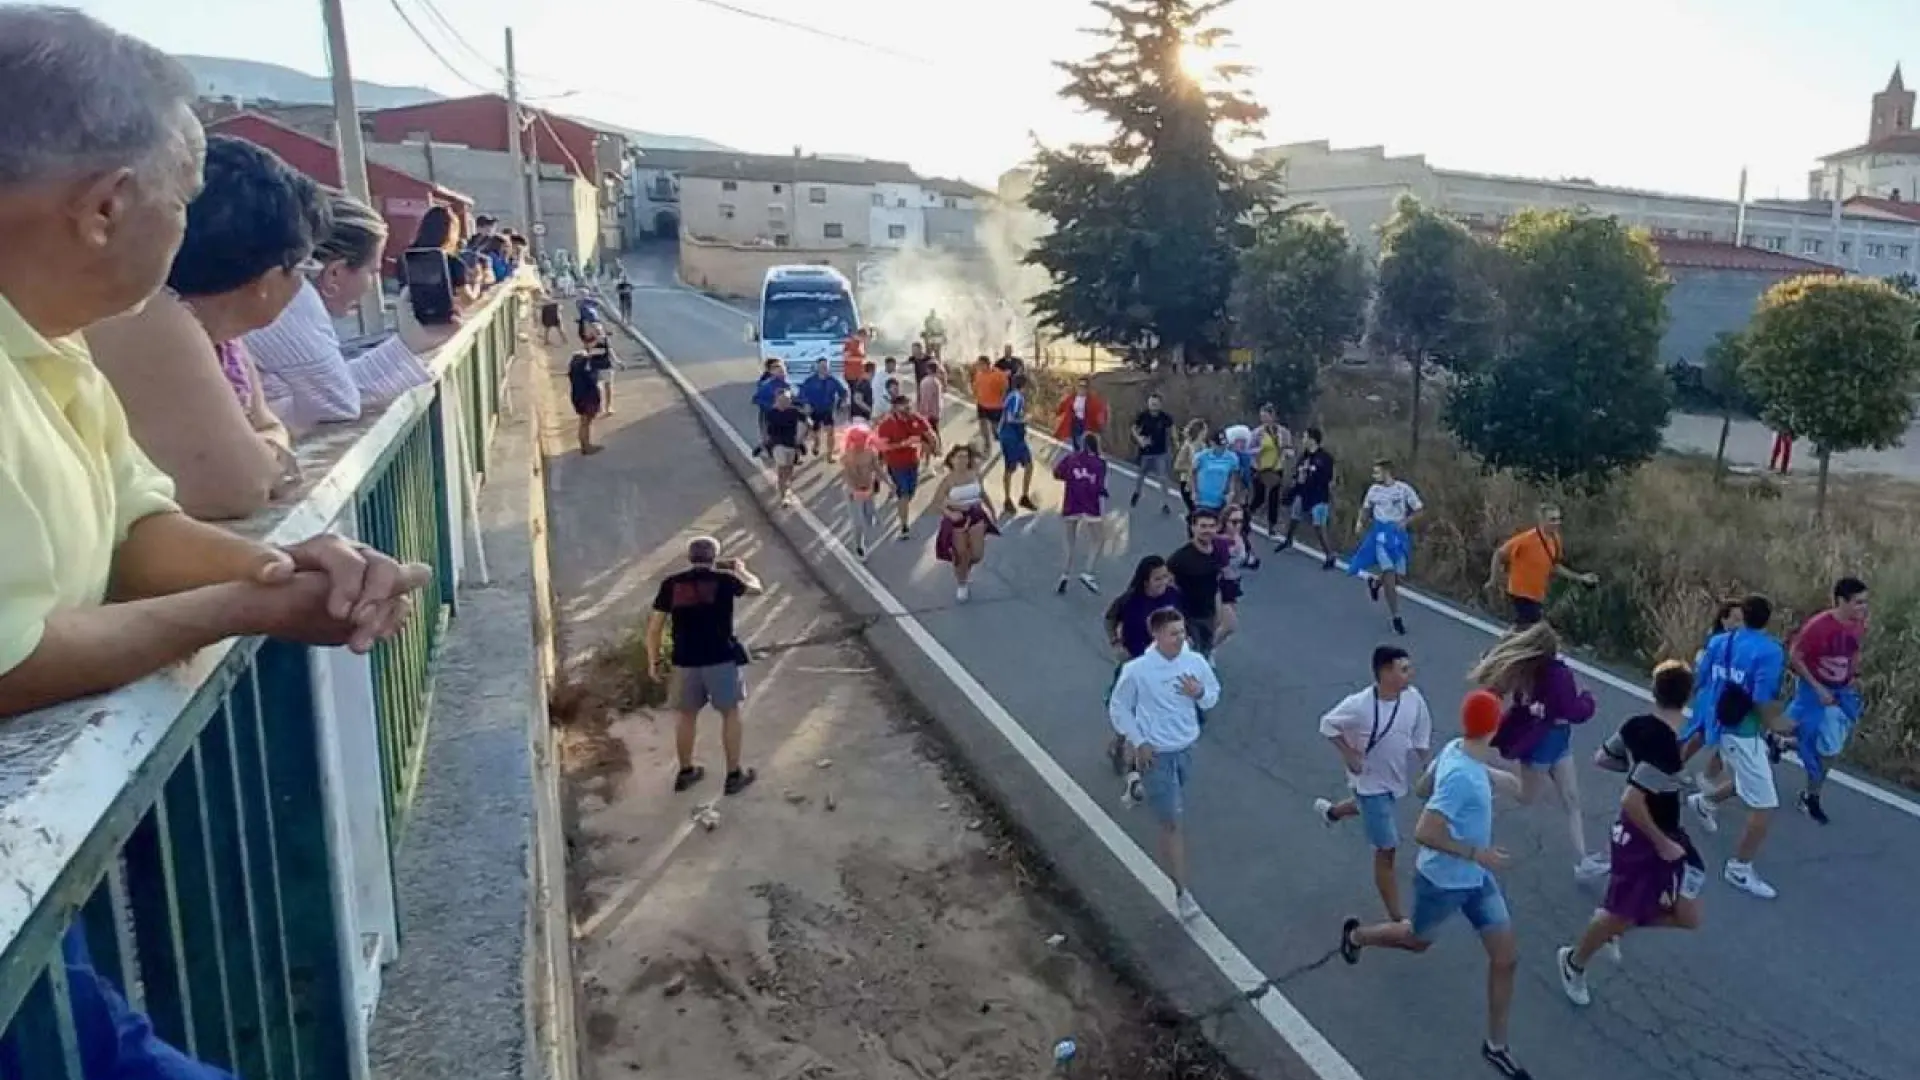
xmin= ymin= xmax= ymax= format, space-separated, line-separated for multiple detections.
xmin=1279 ymin=426 xmax=1338 ymax=569
xmin=646 ymin=536 xmax=765 ymax=796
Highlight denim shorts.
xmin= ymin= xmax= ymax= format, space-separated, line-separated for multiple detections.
xmin=1519 ymin=723 xmax=1573 ymax=767
xmin=1140 ymin=746 xmax=1193 ymax=824
xmin=1355 ymin=791 xmax=1399 ymax=850
xmin=1410 ymin=872 xmax=1510 ymax=942
xmin=1289 ymin=497 xmax=1330 ymax=526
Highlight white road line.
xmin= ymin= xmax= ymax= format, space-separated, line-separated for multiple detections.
xmin=625 ymin=317 xmax=1368 ymax=1080
xmin=666 ymin=283 xmax=1920 ymax=823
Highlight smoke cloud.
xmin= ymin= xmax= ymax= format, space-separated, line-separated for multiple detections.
xmin=856 ymin=197 xmax=1055 ymax=361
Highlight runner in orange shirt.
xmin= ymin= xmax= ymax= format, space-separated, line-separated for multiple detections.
xmin=840 ymin=327 xmax=871 ymax=384
xmin=1487 ymin=503 xmax=1598 ymax=628
xmin=969 ymin=355 xmax=1010 ymax=452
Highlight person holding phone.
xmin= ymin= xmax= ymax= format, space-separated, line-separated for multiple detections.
xmin=1314 ymin=645 xmax=1434 ymax=923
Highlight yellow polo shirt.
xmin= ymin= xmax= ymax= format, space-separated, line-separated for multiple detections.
xmin=0 ymin=295 xmax=178 ymax=677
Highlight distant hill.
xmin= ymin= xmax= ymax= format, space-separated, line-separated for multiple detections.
xmin=177 ymin=55 xmax=441 ymax=110
xmin=176 ymin=55 xmax=732 ymax=152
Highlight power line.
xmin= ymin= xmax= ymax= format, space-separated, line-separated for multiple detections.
xmin=384 ymin=0 xmax=497 ymax=93
xmin=674 ymin=0 xmax=933 ymax=66
xmin=412 ymin=0 xmax=504 ymax=79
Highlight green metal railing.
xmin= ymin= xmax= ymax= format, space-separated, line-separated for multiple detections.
xmin=0 ymin=640 xmax=351 ymax=1080
xmin=0 ymin=282 xmax=525 ymax=1079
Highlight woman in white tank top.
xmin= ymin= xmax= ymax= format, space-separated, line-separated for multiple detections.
xmin=931 ymin=444 xmax=1000 ymax=602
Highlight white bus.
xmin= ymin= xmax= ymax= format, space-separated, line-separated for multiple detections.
xmin=747 ymin=265 xmax=860 ymax=372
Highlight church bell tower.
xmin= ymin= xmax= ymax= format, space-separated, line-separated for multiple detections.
xmin=1870 ymin=66 xmax=1915 ymax=143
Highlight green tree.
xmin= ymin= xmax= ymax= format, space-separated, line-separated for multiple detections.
xmin=1232 ymin=212 xmax=1367 ymax=420
xmin=1024 ymin=0 xmax=1274 ymax=365
xmin=1885 ymin=270 xmax=1919 ymax=299
xmin=1373 ymin=195 xmax=1498 ymax=465
xmin=1445 ymin=210 xmax=1671 ymax=492
xmin=1700 ymin=331 xmax=1759 ymax=480
xmin=1742 ymin=275 xmax=1920 ymax=514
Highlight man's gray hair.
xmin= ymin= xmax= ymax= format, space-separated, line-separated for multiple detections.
xmin=0 ymin=7 xmax=197 ymax=186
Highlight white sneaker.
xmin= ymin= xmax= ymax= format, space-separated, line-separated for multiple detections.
xmin=1556 ymin=946 xmax=1591 ymax=1006
xmin=1574 ymin=853 xmax=1611 ymax=882
xmin=956 ymin=584 xmax=970 ymax=602
xmin=1078 ymin=573 xmax=1099 ymax=593
xmin=1601 ymin=936 xmax=1623 ymax=965
xmin=1176 ymin=890 xmax=1202 ymax=921
xmin=1724 ymin=861 xmax=1778 ymax=900
xmin=1312 ymin=797 xmax=1337 ymax=827
xmin=1687 ymin=792 xmax=1720 ymax=834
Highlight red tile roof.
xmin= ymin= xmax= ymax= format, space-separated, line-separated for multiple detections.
xmin=1821 ymin=130 xmax=1920 ymax=160
xmin=1646 ymin=237 xmax=1841 ymax=274
xmin=1844 ymin=195 xmax=1920 ymax=222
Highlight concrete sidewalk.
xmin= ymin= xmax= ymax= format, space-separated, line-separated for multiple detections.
xmin=537 ymin=329 xmax=1246 ymax=1079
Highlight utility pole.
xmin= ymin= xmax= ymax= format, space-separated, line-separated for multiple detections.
xmin=320 ymin=0 xmax=383 ymax=332
xmin=505 ymin=27 xmax=541 ymax=257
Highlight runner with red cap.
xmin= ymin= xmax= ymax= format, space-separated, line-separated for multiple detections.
xmin=1338 ymin=689 xmax=1534 ymax=1080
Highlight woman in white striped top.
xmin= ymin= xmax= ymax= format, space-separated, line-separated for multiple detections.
xmin=244 ymin=193 xmax=439 ymax=434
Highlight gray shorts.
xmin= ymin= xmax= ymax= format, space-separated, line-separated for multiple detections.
xmin=672 ymin=663 xmax=745 ymax=712
xmin=1137 ymin=452 xmax=1171 ymax=480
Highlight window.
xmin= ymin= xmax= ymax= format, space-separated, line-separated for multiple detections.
xmin=1868 ymin=242 xmax=1887 ymax=258
xmin=773 ymin=234 xmax=790 ymax=247
xmin=887 ymin=223 xmax=907 ymax=240
xmin=943 ymin=196 xmax=958 ymax=209
xmin=1895 ymin=244 xmax=1912 ymax=259
xmin=1653 ymin=227 xmax=1679 ymax=238
xmin=721 ymin=180 xmax=738 ymax=192
xmin=1758 ymin=236 xmax=1783 ymax=251
xmin=1686 ymin=229 xmax=1713 ymax=240
xmin=773 ymin=184 xmax=783 ymax=194
xmin=719 ymin=202 xmax=736 ymax=220
xmin=1802 ymin=238 xmax=1824 ymax=255
xmin=1840 ymin=240 xmax=1853 ymax=255
xmin=896 ymin=197 xmax=907 ymax=208
xmin=871 ymin=192 xmax=884 ymax=206
xmin=809 ymin=185 xmax=827 ymax=204
xmin=823 ymin=222 xmax=844 ymax=239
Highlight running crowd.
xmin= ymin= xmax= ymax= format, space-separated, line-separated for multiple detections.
xmin=648 ymin=329 xmax=1881 ymax=1080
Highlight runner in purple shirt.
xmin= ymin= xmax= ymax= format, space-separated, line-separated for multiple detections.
xmin=1055 ymin=433 xmax=1111 ymax=594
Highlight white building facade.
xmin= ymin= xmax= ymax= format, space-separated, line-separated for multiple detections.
xmin=1812 ymin=67 xmax=1920 ymax=201
xmin=1262 ymin=140 xmax=1920 ymax=278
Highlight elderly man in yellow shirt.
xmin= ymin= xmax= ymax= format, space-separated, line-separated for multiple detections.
xmin=0 ymin=7 xmax=430 ymax=720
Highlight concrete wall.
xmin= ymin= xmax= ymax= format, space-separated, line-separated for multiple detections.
xmin=680 ymin=175 xmax=792 ymax=245
xmin=366 ymin=141 xmax=598 ymax=263
xmin=678 ymin=234 xmax=863 ymax=298
xmin=794 ymin=180 xmax=873 ymax=247
xmin=1661 ymin=267 xmax=1794 ymax=368
xmin=870 ymin=181 xmax=923 ymax=248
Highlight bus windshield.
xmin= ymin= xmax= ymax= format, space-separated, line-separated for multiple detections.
xmin=763 ymin=289 xmax=856 ymax=341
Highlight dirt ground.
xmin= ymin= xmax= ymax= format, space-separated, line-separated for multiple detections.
xmin=537 ymin=326 xmax=1241 ymax=1080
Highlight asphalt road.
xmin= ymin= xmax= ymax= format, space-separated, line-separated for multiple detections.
xmin=615 ymin=251 xmax=1919 ymax=1080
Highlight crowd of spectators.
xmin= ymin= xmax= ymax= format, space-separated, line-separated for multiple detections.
xmin=0 ymin=7 xmax=530 ymax=1076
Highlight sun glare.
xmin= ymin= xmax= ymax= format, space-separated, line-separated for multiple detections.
xmin=1176 ymin=40 xmax=1212 ymax=83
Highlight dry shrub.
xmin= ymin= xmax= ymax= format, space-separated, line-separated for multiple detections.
xmin=963 ymin=363 xmax=1920 ymax=787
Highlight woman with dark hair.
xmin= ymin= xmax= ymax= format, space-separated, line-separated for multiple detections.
xmin=406 ymin=204 xmax=473 ymax=301
xmin=929 ymin=443 xmax=998 ymax=602
xmin=244 ymin=192 xmax=440 ymax=431
xmin=1101 ymin=555 xmax=1183 ymax=771
xmin=87 ymin=134 xmax=325 ymax=520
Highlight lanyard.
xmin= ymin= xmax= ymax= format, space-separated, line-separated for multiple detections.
xmin=1365 ymin=690 xmax=1402 ymax=754
xmin=1534 ymin=527 xmax=1562 ymax=565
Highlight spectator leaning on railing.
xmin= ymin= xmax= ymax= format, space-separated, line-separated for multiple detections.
xmin=1 ymin=11 xmax=432 ymax=1078
xmin=244 ymin=192 xmax=441 ymax=432
xmin=86 ymin=133 xmax=323 ymax=521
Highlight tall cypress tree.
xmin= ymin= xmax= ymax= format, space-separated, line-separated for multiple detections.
xmin=1024 ymin=0 xmax=1273 ymax=365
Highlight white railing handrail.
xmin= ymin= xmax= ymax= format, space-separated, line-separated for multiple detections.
xmin=0 ymin=279 xmax=524 ymax=964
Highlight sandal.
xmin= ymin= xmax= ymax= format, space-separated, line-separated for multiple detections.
xmin=723 ymin=767 xmax=758 ymax=796
xmin=673 ymin=765 xmax=706 ymax=792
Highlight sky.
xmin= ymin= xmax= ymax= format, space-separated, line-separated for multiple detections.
xmin=67 ymin=0 xmax=1920 ymax=201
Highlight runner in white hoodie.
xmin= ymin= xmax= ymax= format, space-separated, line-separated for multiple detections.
xmin=1109 ymin=608 xmax=1222 ymax=921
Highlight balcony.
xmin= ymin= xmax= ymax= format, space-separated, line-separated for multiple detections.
xmin=0 ymin=281 xmax=558 ymax=1080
